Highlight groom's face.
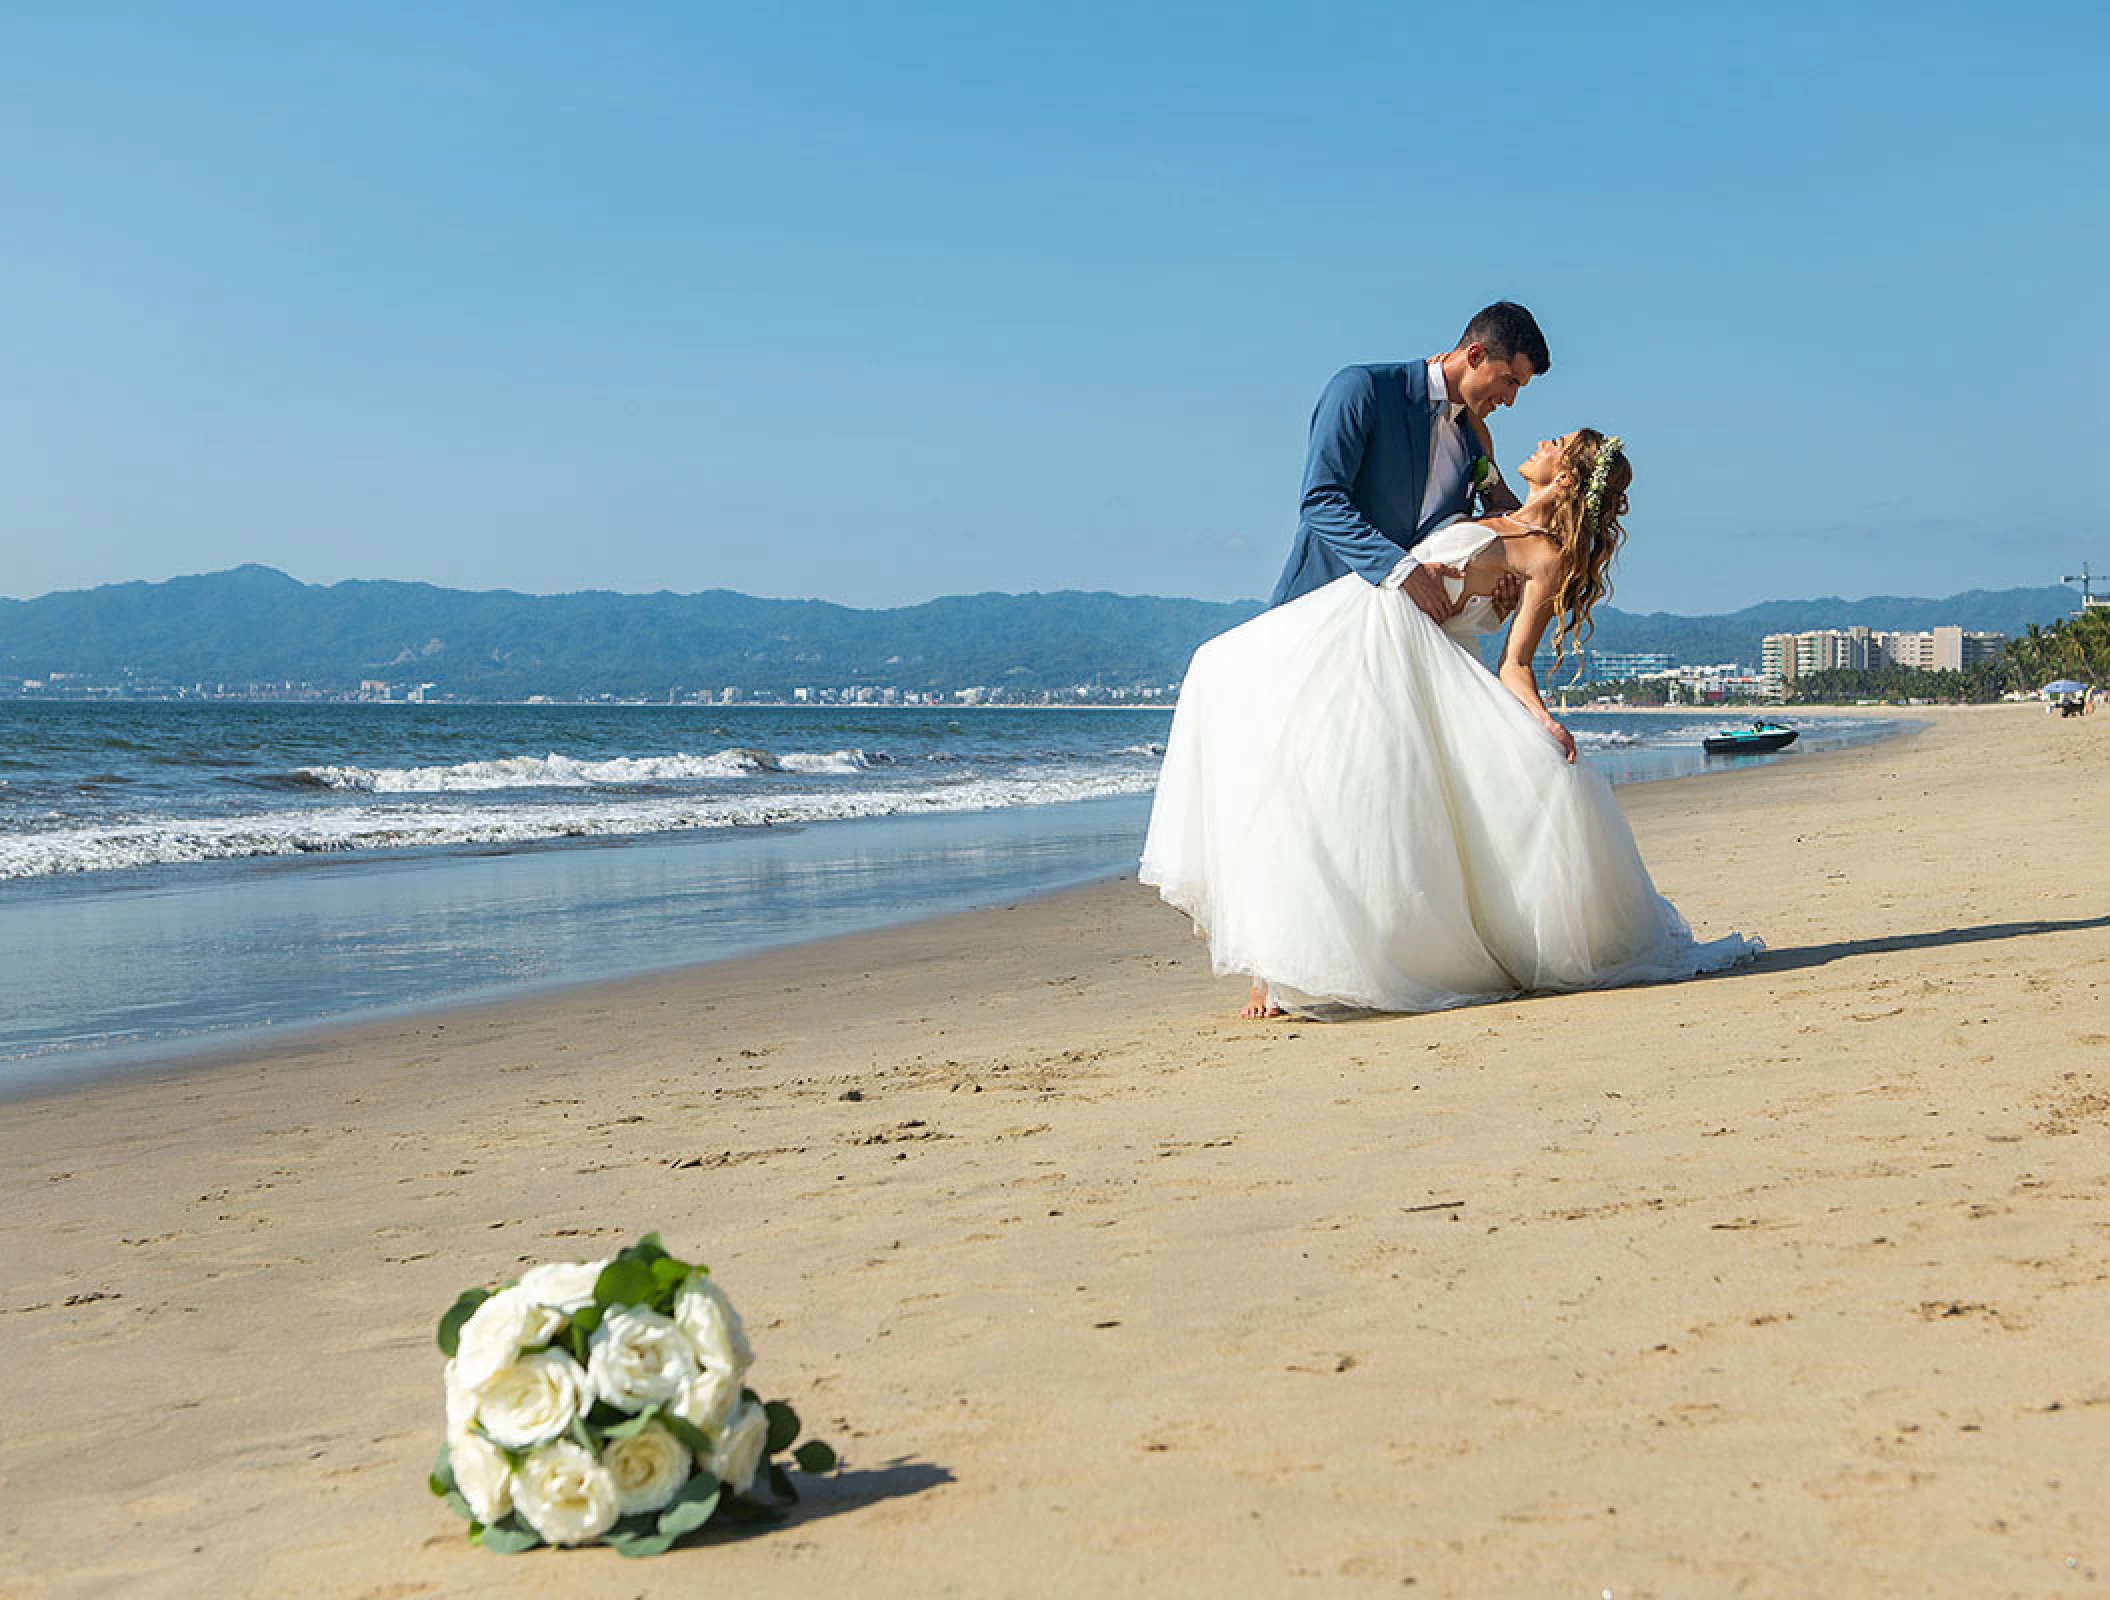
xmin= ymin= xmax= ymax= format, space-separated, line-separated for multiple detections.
xmin=1456 ymin=347 xmax=1536 ymax=419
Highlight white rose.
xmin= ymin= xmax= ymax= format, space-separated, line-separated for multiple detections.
xmin=448 ymin=1429 xmax=515 ymax=1525
xmin=518 ymin=1259 xmax=607 ymax=1314
xmin=601 ymin=1421 xmax=692 ymax=1516
xmin=512 ymin=1440 xmax=620 ymax=1546
xmin=588 ymin=1306 xmax=698 ymax=1414
xmin=671 ymin=1364 xmax=741 ymax=1442
xmin=674 ymin=1275 xmax=754 ymax=1378
xmin=472 ymin=1348 xmax=589 ymax=1450
xmin=442 ymin=1359 xmax=475 ymax=1436
xmin=708 ymin=1399 xmax=770 ymax=1497
xmin=455 ymin=1286 xmax=565 ymax=1392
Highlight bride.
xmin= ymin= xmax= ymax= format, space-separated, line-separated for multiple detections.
xmin=1140 ymin=428 xmax=1758 ymax=1017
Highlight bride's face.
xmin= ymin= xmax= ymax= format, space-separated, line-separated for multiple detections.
xmin=1516 ymin=433 xmax=1574 ymax=488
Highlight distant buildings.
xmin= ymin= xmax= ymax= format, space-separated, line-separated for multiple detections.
xmin=1662 ymin=663 xmax=1773 ymax=701
xmin=3 ymin=673 xmax=1176 ymax=707
xmin=1761 ymin=625 xmax=2004 ymax=689
xmin=1570 ymin=661 xmax=1771 ymax=704
xmin=356 ymin=679 xmax=434 ymax=702
xmin=1575 ymin=650 xmax=1776 ymax=702
xmin=1579 ymin=650 xmax=1674 ymax=684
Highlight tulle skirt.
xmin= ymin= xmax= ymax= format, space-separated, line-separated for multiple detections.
xmin=1139 ymin=576 xmax=1758 ymax=1014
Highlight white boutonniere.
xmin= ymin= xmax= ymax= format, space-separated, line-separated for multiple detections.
xmin=1469 ymin=454 xmax=1504 ymax=512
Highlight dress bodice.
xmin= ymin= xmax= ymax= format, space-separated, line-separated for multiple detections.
xmin=1414 ymin=520 xmax=1505 ymax=640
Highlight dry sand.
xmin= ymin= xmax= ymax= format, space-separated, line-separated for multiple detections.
xmin=2 ymin=703 xmax=2105 ymax=1598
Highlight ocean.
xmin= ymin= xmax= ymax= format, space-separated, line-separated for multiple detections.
xmin=0 ymin=701 xmax=1907 ymax=1089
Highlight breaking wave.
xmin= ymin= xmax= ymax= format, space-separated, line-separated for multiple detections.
xmin=0 ymin=767 xmax=1159 ymax=880
xmin=293 ymin=746 xmax=879 ymax=793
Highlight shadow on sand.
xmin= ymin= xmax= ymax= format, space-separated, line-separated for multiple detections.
xmin=1305 ymin=913 xmax=2110 ymax=1027
xmin=701 ymin=1458 xmax=955 ymax=1544
xmin=1747 ymin=913 xmax=2110 ymax=976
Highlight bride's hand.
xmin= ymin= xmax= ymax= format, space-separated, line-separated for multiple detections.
xmin=1539 ymin=715 xmax=1577 ymax=764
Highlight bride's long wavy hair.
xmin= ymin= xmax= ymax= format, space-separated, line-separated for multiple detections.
xmin=1541 ymin=429 xmax=1632 ymax=678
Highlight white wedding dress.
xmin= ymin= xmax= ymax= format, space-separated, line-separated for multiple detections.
xmin=1140 ymin=521 xmax=1759 ymax=1014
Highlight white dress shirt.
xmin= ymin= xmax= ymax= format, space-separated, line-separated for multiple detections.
xmin=1383 ymin=359 xmax=1505 ymax=590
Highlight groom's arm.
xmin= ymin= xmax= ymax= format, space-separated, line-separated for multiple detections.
xmin=1298 ymin=367 xmax=1417 ymax=585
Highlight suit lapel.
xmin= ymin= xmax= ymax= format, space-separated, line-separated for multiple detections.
xmin=1400 ymin=363 xmax=1432 ymax=529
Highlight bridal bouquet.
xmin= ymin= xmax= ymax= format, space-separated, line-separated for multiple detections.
xmin=429 ymin=1233 xmax=836 ymax=1555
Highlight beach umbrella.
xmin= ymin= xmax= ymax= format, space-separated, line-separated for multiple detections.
xmin=2040 ymin=679 xmax=2090 ymax=695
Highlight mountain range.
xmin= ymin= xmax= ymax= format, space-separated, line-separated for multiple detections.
xmin=0 ymin=566 xmax=2082 ymax=698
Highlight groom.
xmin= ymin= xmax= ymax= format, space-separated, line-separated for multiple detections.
xmin=1269 ymin=301 xmax=1550 ymax=624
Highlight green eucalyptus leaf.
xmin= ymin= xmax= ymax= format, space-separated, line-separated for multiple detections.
xmin=793 ymin=1439 xmax=838 ymax=1473
xmin=659 ymin=1411 xmax=711 ymax=1457
xmin=569 ymin=1415 xmax=600 ymax=1454
xmin=595 ymin=1259 xmax=658 ymax=1310
xmin=443 ymin=1488 xmax=476 ymax=1525
xmin=649 ymin=1256 xmax=689 ymax=1287
xmin=618 ymin=1232 xmax=669 ymax=1266
xmin=478 ymin=1515 xmax=543 ymax=1554
xmin=437 ymin=1287 xmax=492 ymax=1357
xmin=657 ymin=1477 xmax=723 ymax=1539
xmin=429 ymin=1440 xmax=458 ymax=1498
xmin=764 ymin=1400 xmax=800 ymax=1455
xmin=605 ymin=1526 xmax=678 ymax=1559
xmin=766 ymin=1461 xmax=799 ymax=1503
xmin=600 ymin=1406 xmax=660 ymax=1440
xmin=571 ymin=1303 xmax=602 ymax=1337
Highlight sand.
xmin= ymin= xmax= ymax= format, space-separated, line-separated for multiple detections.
xmin=1 ymin=703 xmax=2105 ymax=1598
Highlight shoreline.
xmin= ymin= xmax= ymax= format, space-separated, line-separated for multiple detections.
xmin=3 ymin=707 xmax=1912 ymax=1096
xmin=10 ymin=703 xmax=1898 ymax=1107
xmin=5 ymin=702 xmax=2104 ymax=1594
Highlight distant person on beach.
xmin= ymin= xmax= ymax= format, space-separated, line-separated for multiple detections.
xmin=1268 ymin=302 xmax=1546 ymax=626
xmin=1142 ymin=426 xmax=1760 ymax=1018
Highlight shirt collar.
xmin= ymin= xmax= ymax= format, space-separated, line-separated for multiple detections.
xmin=1425 ymin=357 xmax=1467 ymax=425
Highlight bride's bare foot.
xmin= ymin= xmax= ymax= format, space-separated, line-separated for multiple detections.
xmin=1241 ymin=979 xmax=1285 ymax=1020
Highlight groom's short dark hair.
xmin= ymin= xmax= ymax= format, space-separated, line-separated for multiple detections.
xmin=1461 ymin=302 xmax=1550 ymax=375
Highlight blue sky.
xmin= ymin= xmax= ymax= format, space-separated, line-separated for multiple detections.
xmin=2 ymin=2 xmax=2105 ymax=615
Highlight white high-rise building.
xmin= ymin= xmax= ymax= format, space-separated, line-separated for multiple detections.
xmin=1760 ymin=624 xmax=2004 ymax=686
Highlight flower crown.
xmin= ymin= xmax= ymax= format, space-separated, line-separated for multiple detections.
xmin=1583 ymin=435 xmax=1625 ymax=532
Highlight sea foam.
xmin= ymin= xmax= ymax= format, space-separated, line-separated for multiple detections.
xmin=0 ymin=766 xmax=1158 ymax=880
xmin=296 ymin=746 xmax=877 ymax=793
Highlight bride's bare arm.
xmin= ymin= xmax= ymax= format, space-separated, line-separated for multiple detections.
xmin=1495 ymin=571 xmax=1577 ymax=763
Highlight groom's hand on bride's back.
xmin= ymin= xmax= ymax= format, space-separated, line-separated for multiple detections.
xmin=1398 ymin=563 xmax=1463 ymax=625
xmin=1491 ymin=571 xmax=1522 ymax=620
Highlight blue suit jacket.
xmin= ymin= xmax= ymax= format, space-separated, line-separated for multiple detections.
xmin=1267 ymin=362 xmax=1499 ymax=608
